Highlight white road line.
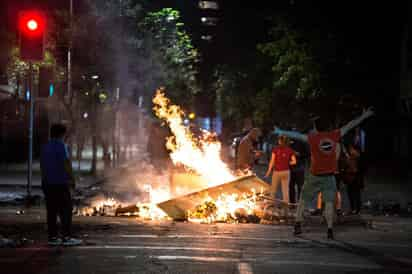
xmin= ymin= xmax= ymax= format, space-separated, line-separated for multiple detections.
xmin=150 ymin=255 xmax=242 ymax=262
xmin=118 ymin=234 xmax=310 ymax=243
xmin=265 ymin=260 xmax=381 ymax=269
xmin=238 ymin=262 xmax=254 ymax=274
xmin=75 ymin=245 xmax=240 ymax=253
xmin=151 ymin=256 xmax=381 ymax=269
xmin=344 ymin=241 xmax=412 ymax=248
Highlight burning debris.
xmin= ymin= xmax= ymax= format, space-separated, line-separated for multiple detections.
xmin=77 ymin=198 xmax=123 ymax=217
xmin=158 ymin=175 xmax=270 ymax=222
xmin=76 ymin=90 xmax=290 ymax=224
xmin=77 ymin=198 xmax=168 ymax=220
xmin=187 ymin=192 xmax=263 ymax=224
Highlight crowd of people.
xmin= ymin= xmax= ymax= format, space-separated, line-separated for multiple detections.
xmin=236 ymin=108 xmax=374 ymax=239
xmin=39 ymin=108 xmax=373 ymax=245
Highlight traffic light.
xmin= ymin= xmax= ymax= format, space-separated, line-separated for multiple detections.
xmin=38 ymin=66 xmax=54 ymax=97
xmin=18 ymin=10 xmax=46 ymax=61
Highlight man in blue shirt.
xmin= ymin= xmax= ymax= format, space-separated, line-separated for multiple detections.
xmin=40 ymin=123 xmax=82 ymax=246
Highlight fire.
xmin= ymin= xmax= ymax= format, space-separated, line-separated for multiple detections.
xmin=153 ymin=89 xmax=236 ymax=186
xmin=79 ymin=197 xmax=122 ymax=216
xmin=136 ymin=203 xmax=168 ymax=220
xmin=138 ymin=184 xmax=169 ymax=220
xmin=78 ymin=90 xmax=265 ymax=224
xmin=188 ymin=189 xmax=262 ymax=223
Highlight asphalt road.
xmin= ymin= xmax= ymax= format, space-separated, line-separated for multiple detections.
xmin=1 ymin=207 xmax=412 ymax=274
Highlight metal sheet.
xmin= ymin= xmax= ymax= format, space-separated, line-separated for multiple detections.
xmin=157 ymin=175 xmax=270 ymax=220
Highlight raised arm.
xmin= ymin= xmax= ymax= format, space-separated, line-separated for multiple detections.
xmin=273 ymin=127 xmax=308 ymax=143
xmin=340 ymin=108 xmax=374 ymax=137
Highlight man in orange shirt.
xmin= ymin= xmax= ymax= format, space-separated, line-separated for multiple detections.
xmin=274 ymin=108 xmax=374 ymax=239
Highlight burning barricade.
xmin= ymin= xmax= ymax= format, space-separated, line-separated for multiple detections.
xmin=77 ymin=89 xmax=291 ymax=224
xmin=158 ymin=175 xmax=269 ymax=222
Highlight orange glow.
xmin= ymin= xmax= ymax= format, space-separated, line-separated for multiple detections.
xmin=153 ymin=89 xmax=236 ymax=186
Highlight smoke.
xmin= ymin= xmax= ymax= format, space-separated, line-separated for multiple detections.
xmin=72 ymin=1 xmax=185 ymax=205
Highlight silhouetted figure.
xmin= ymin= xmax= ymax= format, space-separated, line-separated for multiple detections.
xmin=40 ymin=123 xmax=82 ymax=246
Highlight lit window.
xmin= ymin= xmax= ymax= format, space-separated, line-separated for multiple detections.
xmin=199 ymin=1 xmax=219 ymax=10
xmin=201 ymin=35 xmax=213 ymax=41
xmin=200 ymin=17 xmax=219 ymax=26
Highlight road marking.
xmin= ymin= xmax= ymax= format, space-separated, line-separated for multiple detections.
xmin=76 ymin=245 xmax=241 ymax=253
xmin=151 ymin=256 xmax=380 ymax=269
xmin=344 ymin=241 xmax=412 ymax=248
xmin=238 ymin=262 xmax=254 ymax=274
xmin=119 ymin=234 xmax=310 ymax=243
xmin=150 ymin=255 xmax=242 ymax=262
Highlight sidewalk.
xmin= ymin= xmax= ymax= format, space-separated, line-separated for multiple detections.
xmin=0 ymin=159 xmax=109 ymax=188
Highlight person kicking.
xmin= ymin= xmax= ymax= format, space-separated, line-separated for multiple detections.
xmin=274 ymin=108 xmax=374 ymax=239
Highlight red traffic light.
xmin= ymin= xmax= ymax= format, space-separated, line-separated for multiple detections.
xmin=18 ymin=10 xmax=46 ymax=61
xmin=27 ymin=19 xmax=38 ymax=31
xmin=18 ymin=11 xmax=45 ymax=36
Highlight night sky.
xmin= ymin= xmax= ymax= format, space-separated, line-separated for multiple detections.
xmin=0 ymin=0 xmax=404 ymax=107
xmin=0 ymin=0 xmax=408 ymax=164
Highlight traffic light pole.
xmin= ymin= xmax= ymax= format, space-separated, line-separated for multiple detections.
xmin=27 ymin=62 xmax=34 ymax=200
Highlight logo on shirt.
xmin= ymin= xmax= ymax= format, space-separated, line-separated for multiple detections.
xmin=319 ymin=138 xmax=334 ymax=154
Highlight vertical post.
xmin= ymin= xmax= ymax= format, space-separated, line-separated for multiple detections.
xmin=91 ymin=85 xmax=97 ymax=175
xmin=67 ymin=0 xmax=73 ymax=99
xmin=27 ymin=62 xmax=34 ymax=199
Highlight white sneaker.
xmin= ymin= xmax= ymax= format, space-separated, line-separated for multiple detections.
xmin=62 ymin=237 xmax=82 ymax=246
xmin=48 ymin=237 xmax=62 ymax=246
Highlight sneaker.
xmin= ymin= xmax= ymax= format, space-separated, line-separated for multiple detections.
xmin=48 ymin=237 xmax=62 ymax=246
xmin=294 ymin=222 xmax=302 ymax=236
xmin=327 ymin=228 xmax=334 ymax=240
xmin=62 ymin=237 xmax=82 ymax=246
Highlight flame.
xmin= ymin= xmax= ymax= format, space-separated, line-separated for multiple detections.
xmin=95 ymin=197 xmax=118 ymax=210
xmin=137 ymin=184 xmax=169 ymax=220
xmin=79 ymin=90 xmax=263 ymax=224
xmin=136 ymin=202 xmax=168 ymax=220
xmin=188 ymin=189 xmax=261 ymax=223
xmin=153 ymin=89 xmax=235 ymax=186
xmin=79 ymin=197 xmax=122 ymax=216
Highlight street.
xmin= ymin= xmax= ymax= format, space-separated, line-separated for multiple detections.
xmin=0 ymin=1 xmax=409 ymax=274
xmin=1 ymin=207 xmax=412 ymax=274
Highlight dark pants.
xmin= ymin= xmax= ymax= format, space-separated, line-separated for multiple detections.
xmin=42 ymin=185 xmax=73 ymax=238
xmin=347 ymin=183 xmax=362 ymax=213
xmin=289 ymin=169 xmax=304 ymax=204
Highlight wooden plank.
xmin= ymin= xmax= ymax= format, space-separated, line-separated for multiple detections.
xmin=157 ymin=175 xmax=269 ymax=220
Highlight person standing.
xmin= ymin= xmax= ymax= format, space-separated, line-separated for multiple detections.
xmin=289 ymin=139 xmax=307 ymax=204
xmin=342 ymin=143 xmax=362 ymax=214
xmin=274 ymin=108 xmax=374 ymax=240
xmin=265 ymin=135 xmax=296 ymax=205
xmin=236 ymin=128 xmax=262 ymax=171
xmin=40 ymin=124 xmax=82 ymax=246
xmin=353 ymin=126 xmax=367 ymax=189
